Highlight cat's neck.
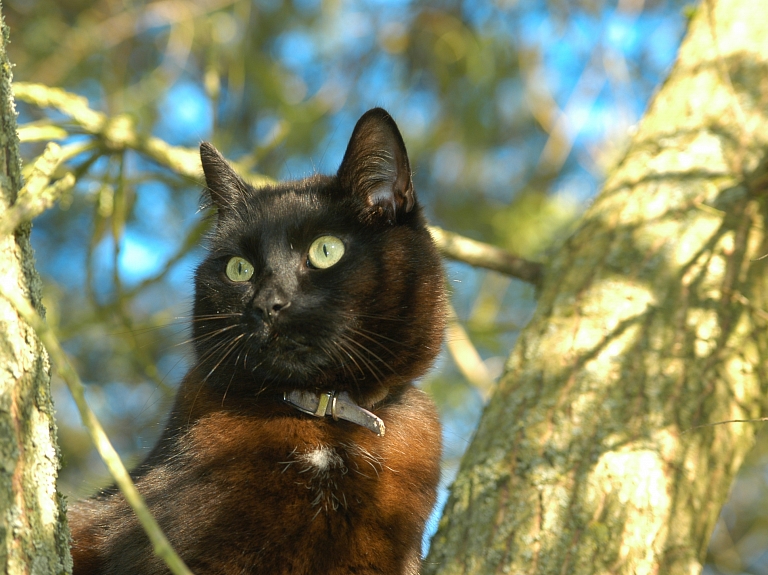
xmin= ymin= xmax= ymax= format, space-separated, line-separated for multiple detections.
xmin=165 ymin=368 xmax=401 ymax=433
xmin=282 ymin=389 xmax=386 ymax=436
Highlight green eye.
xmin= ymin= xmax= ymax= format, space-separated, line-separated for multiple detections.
xmin=308 ymin=236 xmax=345 ymax=269
xmin=225 ymin=257 xmax=254 ymax=282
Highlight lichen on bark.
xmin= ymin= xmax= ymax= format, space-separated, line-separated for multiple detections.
xmin=0 ymin=5 xmax=71 ymax=574
xmin=425 ymin=1 xmax=768 ymax=574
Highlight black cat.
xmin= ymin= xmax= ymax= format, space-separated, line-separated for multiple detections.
xmin=68 ymin=108 xmax=446 ymax=575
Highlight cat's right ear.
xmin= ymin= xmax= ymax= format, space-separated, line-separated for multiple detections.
xmin=337 ymin=108 xmax=415 ymax=223
xmin=200 ymin=142 xmax=249 ymax=217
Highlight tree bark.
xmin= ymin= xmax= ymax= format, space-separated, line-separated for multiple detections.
xmin=425 ymin=1 xmax=768 ymax=574
xmin=0 ymin=6 xmax=72 ymax=575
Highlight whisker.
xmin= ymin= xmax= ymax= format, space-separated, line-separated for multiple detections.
xmin=241 ymin=333 xmax=255 ymax=371
xmin=337 ymin=340 xmax=376 ymax=380
xmin=174 ymin=324 xmax=240 ymax=349
xmin=123 ymin=314 xmax=241 ymax=338
xmin=180 ymin=312 xmax=243 ymax=320
xmin=340 ymin=311 xmax=407 ymax=323
xmin=323 ymin=340 xmax=364 ymax=381
xmin=347 ymin=327 xmax=399 ymax=358
xmin=194 ymin=333 xmax=242 ymax=375
xmin=349 ymin=324 xmax=405 ymax=347
xmin=202 ymin=333 xmax=246 ymax=384
xmin=184 ymin=323 xmax=246 ymax=423
xmin=107 ymin=321 xmax=190 ymax=337
xmin=345 ymin=340 xmax=385 ymax=379
xmin=185 ymin=336 xmax=233 ymax=425
xmin=340 ymin=335 xmax=395 ymax=376
xmin=222 ymin=333 xmax=256 ymax=404
xmin=337 ymin=336 xmax=388 ymax=383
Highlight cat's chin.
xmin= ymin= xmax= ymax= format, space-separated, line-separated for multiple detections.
xmin=235 ymin=330 xmax=384 ymax=385
xmin=244 ymin=352 xmax=391 ymax=403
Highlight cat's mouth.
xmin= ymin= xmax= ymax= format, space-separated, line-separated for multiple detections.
xmin=269 ymin=334 xmax=312 ymax=356
xmin=247 ymin=330 xmax=333 ymax=376
xmin=235 ymin=317 xmax=312 ymax=352
xmin=198 ymin=313 xmax=390 ymax=385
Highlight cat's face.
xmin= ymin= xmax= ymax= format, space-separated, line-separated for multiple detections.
xmin=191 ymin=109 xmax=445 ymax=403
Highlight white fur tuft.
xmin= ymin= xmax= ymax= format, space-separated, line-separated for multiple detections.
xmin=300 ymin=446 xmax=343 ymax=472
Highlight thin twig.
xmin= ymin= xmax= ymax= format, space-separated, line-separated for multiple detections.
xmin=0 ymin=285 xmax=194 ymax=575
xmin=683 ymin=418 xmax=768 ymax=434
xmin=445 ymin=304 xmax=496 ymax=401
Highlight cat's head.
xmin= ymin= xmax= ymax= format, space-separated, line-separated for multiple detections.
xmin=191 ymin=109 xmax=445 ymax=405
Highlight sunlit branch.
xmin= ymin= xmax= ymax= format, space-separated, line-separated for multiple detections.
xmin=0 ymin=285 xmax=194 ymax=575
xmin=0 ymin=141 xmax=88 ymax=235
xmin=14 ymin=82 xmax=544 ymax=285
xmin=13 ymin=82 xmax=273 ymax=186
xmin=429 ymin=226 xmax=544 ymax=287
xmin=17 ymin=123 xmax=69 ymax=142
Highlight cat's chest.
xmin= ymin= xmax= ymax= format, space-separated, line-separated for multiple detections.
xmin=278 ymin=442 xmax=383 ymax=513
xmin=141 ymin=396 xmax=439 ymax=572
xmin=184 ymin=412 xmax=388 ymax=513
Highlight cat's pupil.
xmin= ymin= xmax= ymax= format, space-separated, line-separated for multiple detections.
xmin=323 ymin=244 xmax=328 ymax=257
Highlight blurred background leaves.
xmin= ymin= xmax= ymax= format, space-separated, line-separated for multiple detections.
xmin=6 ymin=0 xmax=762 ymax=571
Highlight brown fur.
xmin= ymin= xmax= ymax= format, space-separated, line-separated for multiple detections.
xmin=69 ymin=381 xmax=441 ymax=574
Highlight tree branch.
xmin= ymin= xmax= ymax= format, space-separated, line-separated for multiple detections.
xmin=16 ymin=82 xmax=544 ymax=285
xmin=429 ymin=226 xmax=544 ymax=286
xmin=0 ymin=142 xmax=81 ymax=236
xmin=13 ymin=82 xmax=224 ymax=183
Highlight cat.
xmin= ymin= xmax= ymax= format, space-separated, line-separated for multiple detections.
xmin=67 ymin=108 xmax=446 ymax=575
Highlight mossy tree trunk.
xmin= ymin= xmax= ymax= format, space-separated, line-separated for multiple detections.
xmin=426 ymin=1 xmax=768 ymax=574
xmin=0 ymin=6 xmax=71 ymax=575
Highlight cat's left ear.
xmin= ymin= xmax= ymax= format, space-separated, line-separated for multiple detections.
xmin=200 ymin=142 xmax=249 ymax=217
xmin=337 ymin=108 xmax=415 ymax=221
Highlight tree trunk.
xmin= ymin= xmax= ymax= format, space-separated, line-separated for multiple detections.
xmin=425 ymin=1 xmax=768 ymax=574
xmin=0 ymin=6 xmax=72 ymax=575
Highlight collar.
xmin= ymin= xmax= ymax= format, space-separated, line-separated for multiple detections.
xmin=282 ymin=390 xmax=386 ymax=437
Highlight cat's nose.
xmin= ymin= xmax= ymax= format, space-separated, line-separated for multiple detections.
xmin=250 ymin=289 xmax=291 ymax=323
